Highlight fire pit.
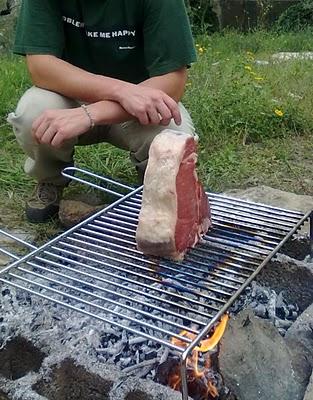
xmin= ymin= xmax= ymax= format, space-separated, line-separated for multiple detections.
xmin=0 ymin=167 xmax=312 ymax=400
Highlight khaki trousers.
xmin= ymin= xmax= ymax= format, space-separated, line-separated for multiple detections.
xmin=7 ymin=86 xmax=196 ymax=185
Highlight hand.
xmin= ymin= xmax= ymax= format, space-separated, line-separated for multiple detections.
xmin=32 ymin=107 xmax=91 ymax=147
xmin=117 ymin=84 xmax=182 ymax=126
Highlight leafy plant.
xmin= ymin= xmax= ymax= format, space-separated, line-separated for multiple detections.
xmin=186 ymin=0 xmax=219 ymax=34
xmin=276 ymin=0 xmax=313 ymax=32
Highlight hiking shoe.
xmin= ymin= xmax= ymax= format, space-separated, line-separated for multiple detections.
xmin=25 ymin=183 xmax=64 ymax=223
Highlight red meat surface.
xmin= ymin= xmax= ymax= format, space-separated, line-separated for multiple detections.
xmin=136 ymin=130 xmax=211 ymax=260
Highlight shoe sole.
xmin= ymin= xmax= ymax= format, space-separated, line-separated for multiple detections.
xmin=25 ymin=204 xmax=59 ymax=224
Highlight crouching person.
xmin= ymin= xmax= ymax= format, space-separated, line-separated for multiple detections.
xmin=8 ymin=0 xmax=197 ymax=223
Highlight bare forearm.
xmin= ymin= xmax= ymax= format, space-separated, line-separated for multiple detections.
xmin=27 ymin=55 xmax=187 ymax=126
xmin=140 ymin=70 xmax=187 ymax=102
xmin=89 ymin=71 xmax=187 ymax=125
xmin=26 ymin=55 xmax=127 ymax=103
xmin=27 ymin=55 xmax=186 ymax=105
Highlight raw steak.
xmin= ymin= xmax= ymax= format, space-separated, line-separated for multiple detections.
xmin=136 ymin=130 xmax=211 ymax=260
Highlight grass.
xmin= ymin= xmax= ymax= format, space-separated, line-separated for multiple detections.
xmin=0 ymin=29 xmax=313 ymax=238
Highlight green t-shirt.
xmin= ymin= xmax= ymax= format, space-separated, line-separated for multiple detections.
xmin=14 ymin=0 xmax=197 ymax=84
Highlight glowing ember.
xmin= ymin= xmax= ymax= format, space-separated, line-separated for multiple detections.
xmin=170 ymin=314 xmax=229 ymax=399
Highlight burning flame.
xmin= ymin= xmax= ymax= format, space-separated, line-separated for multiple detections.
xmin=170 ymin=314 xmax=229 ymax=398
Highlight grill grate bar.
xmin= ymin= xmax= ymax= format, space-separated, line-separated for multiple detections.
xmin=130 ymin=192 xmax=303 ymax=220
xmin=18 ymin=259 xmax=202 ymax=334
xmin=210 ymin=209 xmax=294 ymax=232
xmin=83 ymin=224 xmax=242 ymax=289
xmin=67 ymin=233 xmax=234 ymax=300
xmin=199 ymin=240 xmax=265 ymax=263
xmin=97 ymin=215 xmax=261 ymax=272
xmin=208 ymin=224 xmax=281 ymax=246
xmin=10 ymin=269 xmax=195 ymax=344
xmin=0 ymin=247 xmax=18 ymax=260
xmin=100 ymin=216 xmax=276 ymax=259
xmin=208 ymin=193 xmax=304 ymax=217
xmin=34 ymin=255 xmax=209 ymax=325
xmin=190 ymin=247 xmax=258 ymax=271
xmin=210 ymin=204 xmax=301 ymax=226
xmin=0 ymin=276 xmax=186 ymax=352
xmin=208 ymin=229 xmax=275 ymax=251
xmin=202 ymin=235 xmax=270 ymax=256
xmin=211 ymin=219 xmax=287 ymax=239
xmin=113 ymin=202 xmax=289 ymax=246
xmin=45 ymin=247 xmax=214 ymax=318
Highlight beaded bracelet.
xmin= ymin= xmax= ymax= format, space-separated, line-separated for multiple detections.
xmin=81 ymin=104 xmax=95 ymax=129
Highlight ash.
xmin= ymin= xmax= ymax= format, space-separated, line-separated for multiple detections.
xmin=0 ymin=286 xmax=181 ymax=382
xmin=232 ymin=281 xmax=299 ymax=336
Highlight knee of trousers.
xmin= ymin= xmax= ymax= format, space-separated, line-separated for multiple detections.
xmin=7 ymin=86 xmax=78 ymax=151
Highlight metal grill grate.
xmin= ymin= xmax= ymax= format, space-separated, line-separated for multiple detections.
xmin=0 ymin=229 xmax=37 ymax=264
xmin=0 ymin=173 xmax=312 ymax=399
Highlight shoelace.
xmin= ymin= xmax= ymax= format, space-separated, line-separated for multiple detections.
xmin=37 ymin=183 xmax=58 ymax=203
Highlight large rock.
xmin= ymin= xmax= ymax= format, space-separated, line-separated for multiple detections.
xmin=304 ymin=372 xmax=313 ymax=400
xmin=0 ymin=229 xmax=35 ymax=270
xmin=219 ymin=309 xmax=310 ymax=400
xmin=58 ymin=200 xmax=104 ymax=228
xmin=224 ymin=186 xmax=313 ymax=214
xmin=224 ymin=186 xmax=313 ymax=235
xmin=272 ymin=52 xmax=313 ymax=62
xmin=286 ymin=303 xmax=313 ymax=367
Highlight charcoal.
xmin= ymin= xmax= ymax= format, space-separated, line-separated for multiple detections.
xmin=145 ymin=350 xmax=157 ymax=361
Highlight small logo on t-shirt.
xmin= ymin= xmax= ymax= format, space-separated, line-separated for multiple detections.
xmin=119 ymin=46 xmax=136 ymax=50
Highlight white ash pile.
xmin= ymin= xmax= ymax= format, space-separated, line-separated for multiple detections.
xmin=0 ymin=286 xmax=184 ymax=400
xmin=232 ymin=281 xmax=299 ymax=336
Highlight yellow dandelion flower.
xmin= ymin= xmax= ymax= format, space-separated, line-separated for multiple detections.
xmin=198 ymin=47 xmax=204 ymax=54
xmin=250 ymin=71 xmax=257 ymax=76
xmin=274 ymin=109 xmax=284 ymax=117
xmin=246 ymin=51 xmax=254 ymax=56
xmin=254 ymin=76 xmax=264 ymax=81
xmin=244 ymin=65 xmax=252 ymax=71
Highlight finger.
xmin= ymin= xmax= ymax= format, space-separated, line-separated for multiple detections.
xmin=39 ymin=126 xmax=58 ymax=145
xmin=137 ymin=111 xmax=150 ymax=126
xmin=163 ymin=97 xmax=182 ymax=126
xmin=33 ymin=119 xmax=50 ymax=143
xmin=51 ymin=130 xmax=65 ymax=148
xmin=147 ymin=107 xmax=161 ymax=125
xmin=31 ymin=115 xmax=45 ymax=140
xmin=156 ymin=102 xmax=172 ymax=126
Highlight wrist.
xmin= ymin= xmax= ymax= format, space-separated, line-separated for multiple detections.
xmin=81 ymin=104 xmax=95 ymax=128
xmin=110 ymin=80 xmax=132 ymax=102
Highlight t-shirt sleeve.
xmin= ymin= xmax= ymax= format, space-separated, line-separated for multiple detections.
xmin=143 ymin=0 xmax=197 ymax=77
xmin=13 ymin=0 xmax=64 ymax=57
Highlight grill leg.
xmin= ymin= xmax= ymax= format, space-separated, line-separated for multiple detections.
xmin=310 ymin=212 xmax=313 ymax=259
xmin=180 ymin=357 xmax=189 ymax=400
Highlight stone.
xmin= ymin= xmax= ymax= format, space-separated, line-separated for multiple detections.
xmin=0 ymin=391 xmax=9 ymax=400
xmin=272 ymin=52 xmax=313 ymax=62
xmin=304 ymin=372 xmax=313 ymax=400
xmin=285 ymin=303 xmax=313 ymax=367
xmin=219 ymin=309 xmax=310 ymax=400
xmin=0 ymin=229 xmax=35 ymax=270
xmin=0 ymin=254 xmax=10 ymax=269
xmin=58 ymin=200 xmax=105 ymax=228
xmin=224 ymin=185 xmax=313 ymax=214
